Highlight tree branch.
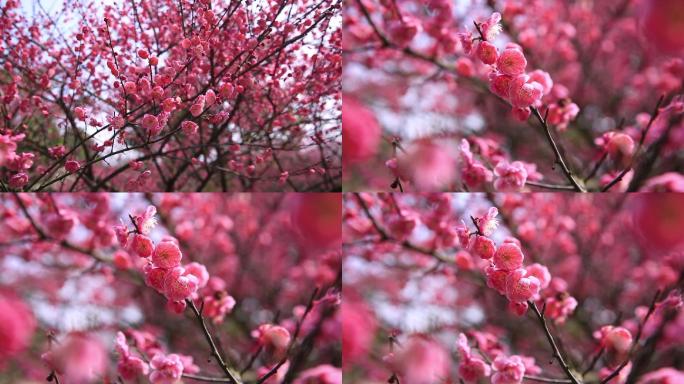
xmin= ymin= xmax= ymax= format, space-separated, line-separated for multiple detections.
xmin=186 ymin=299 xmax=243 ymax=384
xmin=528 ymin=301 xmax=582 ymax=384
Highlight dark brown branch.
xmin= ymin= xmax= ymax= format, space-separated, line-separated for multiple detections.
xmin=528 ymin=301 xmax=582 ymax=384
xmin=186 ymin=300 xmax=242 ymax=384
xmin=530 ymin=107 xmax=586 ymax=192
xmin=599 ymin=290 xmax=661 ymax=384
xmin=182 ymin=373 xmax=234 ymax=383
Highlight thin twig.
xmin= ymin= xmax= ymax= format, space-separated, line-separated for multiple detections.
xmin=182 ymin=373 xmax=234 ymax=382
xmin=528 ymin=301 xmax=582 ymax=384
xmin=186 ymin=300 xmax=242 ymax=384
xmin=599 ymin=290 xmax=661 ymax=384
xmin=530 ymin=107 xmax=586 ymax=192
xmin=604 ymin=95 xmax=665 ymax=192
xmin=526 ymin=181 xmax=577 ymax=191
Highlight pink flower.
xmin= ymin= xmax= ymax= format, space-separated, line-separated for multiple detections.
xmin=0 ymin=291 xmax=36 ymax=361
xmin=64 ymin=159 xmax=80 ymax=173
xmin=152 ymin=240 xmax=183 ymax=268
xmin=253 ymin=324 xmax=292 ymax=351
xmin=219 ymin=82 xmax=235 ymax=98
xmin=489 ymin=73 xmax=514 ymax=99
xmin=493 ymin=161 xmax=528 ymax=191
xmin=545 ymin=294 xmax=578 ymax=324
xmin=149 ymin=353 xmax=184 ymax=384
xmin=477 ymin=41 xmax=498 ymax=65
xmin=124 ymin=81 xmax=137 ymax=94
xmin=528 ymin=70 xmax=553 ymax=95
xmin=457 ymin=334 xmax=491 ymax=382
xmin=342 ymin=96 xmax=381 ymax=164
xmin=604 ymin=132 xmax=635 ymax=159
xmin=459 ymin=356 xmax=491 ymax=382
xmin=190 ymin=95 xmax=206 ymax=117
xmin=119 ymin=355 xmax=149 ymax=380
xmin=497 ymin=48 xmax=527 ymax=76
xmin=141 ymin=114 xmax=160 ymax=135
xmin=458 ymin=31 xmax=474 ymax=54
xmin=505 ymin=269 xmax=541 ymax=303
xmin=476 ymin=207 xmax=499 ymax=236
xmin=137 ymin=49 xmax=149 ymax=59
xmin=472 ymin=235 xmax=496 ymax=259
xmin=388 ymin=212 xmax=419 ymax=241
xmin=203 ymin=292 xmax=236 ymax=324
xmin=131 ymin=234 xmax=155 ymax=257
xmin=387 ymin=16 xmax=421 ymax=47
xmin=638 ymin=367 xmax=684 ymax=384
xmin=163 ymin=267 xmax=199 ymax=302
xmin=43 ymin=333 xmax=107 ymax=384
xmin=74 ymin=106 xmax=87 ymax=120
xmin=342 ymin=298 xmax=376 ymax=365
xmin=9 ymin=172 xmax=29 ymax=189
xmin=509 ymin=301 xmax=529 ymax=316
xmin=397 ymin=140 xmax=457 ymax=191
xmin=595 ymin=326 xmax=633 ymax=354
xmin=641 ymin=172 xmax=684 ymax=192
xmin=486 ymin=265 xmax=510 ymax=295
xmin=547 ymin=101 xmax=580 ymax=131
xmin=480 ymin=12 xmax=502 ymax=40
xmin=115 ymin=332 xmax=149 ymax=380
xmin=509 ymin=76 xmax=543 ymax=108
xmin=525 ymin=263 xmax=551 ymax=289
xmin=640 ymin=0 xmax=684 ymax=54
xmin=456 ymin=57 xmax=475 ymax=76
xmin=493 ymin=243 xmax=524 ymax=271
xmin=511 ymin=107 xmax=531 ymax=121
xmin=389 ymin=336 xmax=449 ymax=384
xmin=144 ymin=265 xmax=170 ymax=293
xmin=0 ymin=134 xmax=20 ymax=166
xmin=205 ymin=89 xmax=216 ymax=106
xmin=45 ymin=210 xmax=78 ymax=239
xmin=293 ymin=364 xmax=342 ymax=384
xmin=135 ymin=205 xmax=158 ymax=234
xmin=184 ymin=262 xmax=209 ymax=288
xmin=492 ymin=355 xmax=526 ymax=384
xmin=181 ymin=120 xmax=198 ymax=135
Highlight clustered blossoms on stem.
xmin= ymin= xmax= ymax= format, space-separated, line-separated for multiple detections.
xmin=114 ymin=205 xmax=235 ymax=318
xmin=463 ymin=12 xmax=579 ymax=126
xmin=115 ymin=330 xmax=201 ymax=384
xmin=462 ymin=207 xmax=577 ymax=319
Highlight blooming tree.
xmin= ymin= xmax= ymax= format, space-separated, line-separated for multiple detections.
xmin=343 ymin=0 xmax=684 ymax=192
xmin=0 ymin=193 xmax=341 ymax=383
xmin=0 ymin=0 xmax=341 ymax=192
xmin=343 ymin=193 xmax=684 ymax=383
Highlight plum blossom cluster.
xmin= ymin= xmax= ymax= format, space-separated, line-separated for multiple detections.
xmin=114 ymin=205 xmax=234 ymax=319
xmin=461 ymin=12 xmax=578 ymax=125
xmin=463 ymin=207 xmax=578 ymax=320
xmin=456 ymin=333 xmax=542 ymax=384
xmin=114 ymin=330 xmax=202 ymax=384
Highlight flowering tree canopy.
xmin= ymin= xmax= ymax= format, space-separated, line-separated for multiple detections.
xmin=343 ymin=193 xmax=684 ymax=383
xmin=343 ymin=0 xmax=684 ymax=192
xmin=0 ymin=193 xmax=341 ymax=383
xmin=1 ymin=0 xmax=341 ymax=192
